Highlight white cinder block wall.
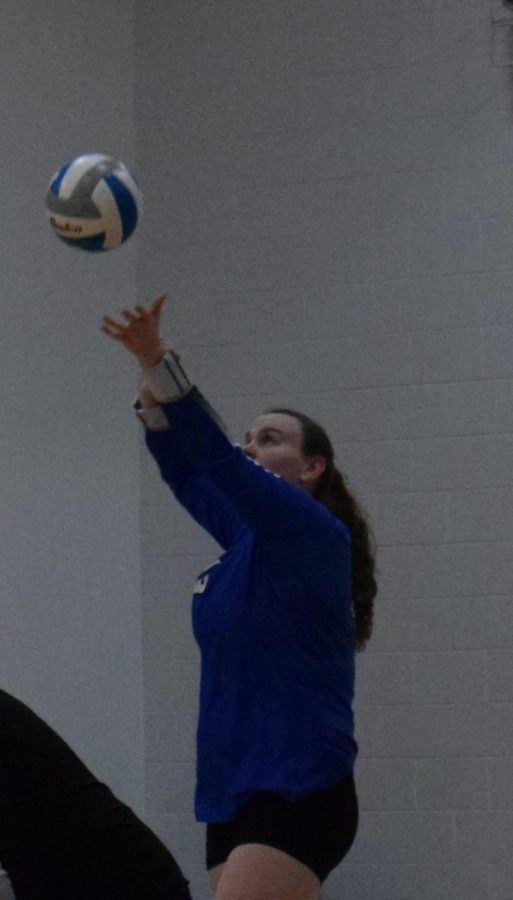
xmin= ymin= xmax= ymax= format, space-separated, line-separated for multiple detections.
xmin=0 ymin=1 xmax=145 ymax=814
xmin=136 ymin=2 xmax=513 ymax=898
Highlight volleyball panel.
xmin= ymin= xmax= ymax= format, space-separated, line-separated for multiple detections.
xmin=45 ymin=153 xmax=143 ymax=251
xmin=52 ymin=154 xmax=115 ymax=199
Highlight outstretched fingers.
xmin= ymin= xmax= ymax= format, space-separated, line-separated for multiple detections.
xmin=122 ymin=309 xmax=141 ymax=323
xmin=101 ymin=294 xmax=168 ymax=367
xmin=101 ymin=315 xmax=129 ymax=340
xmin=150 ymin=293 xmax=166 ymax=319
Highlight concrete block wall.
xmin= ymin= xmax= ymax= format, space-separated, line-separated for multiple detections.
xmin=0 ymin=0 xmax=143 ymax=894
xmin=0 ymin=0 xmax=145 ymax=811
xmin=136 ymin=2 xmax=513 ymax=897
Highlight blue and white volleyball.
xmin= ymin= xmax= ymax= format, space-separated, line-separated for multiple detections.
xmin=45 ymin=153 xmax=143 ymax=251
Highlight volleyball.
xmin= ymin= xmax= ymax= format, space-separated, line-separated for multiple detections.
xmin=45 ymin=153 xmax=143 ymax=251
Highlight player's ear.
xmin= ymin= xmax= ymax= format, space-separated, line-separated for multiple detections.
xmin=300 ymin=455 xmax=326 ymax=486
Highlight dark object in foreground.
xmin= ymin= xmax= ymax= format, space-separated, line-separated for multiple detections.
xmin=0 ymin=690 xmax=191 ymax=899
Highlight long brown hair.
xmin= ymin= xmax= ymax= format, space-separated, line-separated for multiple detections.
xmin=267 ymin=408 xmax=377 ymax=651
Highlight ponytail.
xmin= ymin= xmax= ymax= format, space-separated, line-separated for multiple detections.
xmin=267 ymin=408 xmax=377 ymax=651
xmin=314 ymin=466 xmax=377 ymax=651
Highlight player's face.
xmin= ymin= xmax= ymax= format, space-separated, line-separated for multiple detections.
xmin=242 ymin=413 xmax=316 ymax=489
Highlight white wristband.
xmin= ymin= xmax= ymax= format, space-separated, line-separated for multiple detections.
xmin=136 ymin=406 xmax=170 ymax=431
xmin=141 ymin=350 xmax=192 ymax=403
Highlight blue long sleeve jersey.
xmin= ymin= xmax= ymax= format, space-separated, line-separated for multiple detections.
xmin=144 ymin=388 xmax=357 ymax=823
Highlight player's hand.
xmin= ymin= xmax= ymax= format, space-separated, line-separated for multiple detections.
xmin=101 ymin=294 xmax=167 ymax=368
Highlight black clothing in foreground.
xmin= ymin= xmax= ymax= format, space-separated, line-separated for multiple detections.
xmin=0 ymin=690 xmax=191 ymax=899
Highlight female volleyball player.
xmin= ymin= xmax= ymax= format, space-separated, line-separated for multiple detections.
xmin=102 ymin=295 xmax=377 ymax=900
xmin=0 ymin=689 xmax=191 ymax=899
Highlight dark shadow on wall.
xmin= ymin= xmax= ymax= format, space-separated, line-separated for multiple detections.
xmin=491 ymin=1 xmax=513 ymax=119
xmin=492 ymin=1 xmax=513 ymax=66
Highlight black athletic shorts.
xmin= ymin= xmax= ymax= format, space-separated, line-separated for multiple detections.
xmin=206 ymin=772 xmax=358 ymax=884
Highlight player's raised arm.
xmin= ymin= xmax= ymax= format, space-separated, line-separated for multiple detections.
xmin=102 ymin=296 xmax=245 ymax=549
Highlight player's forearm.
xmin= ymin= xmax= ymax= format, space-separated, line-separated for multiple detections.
xmin=135 ymin=350 xmax=193 ymax=431
xmin=138 ymin=383 xmax=161 ymax=409
xmin=140 ymin=350 xmax=193 ymax=404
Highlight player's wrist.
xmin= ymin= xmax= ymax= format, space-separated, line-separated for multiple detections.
xmin=137 ymin=350 xmax=165 ymax=368
xmin=140 ymin=349 xmax=192 ymax=403
xmin=136 ymin=337 xmax=168 ymax=368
